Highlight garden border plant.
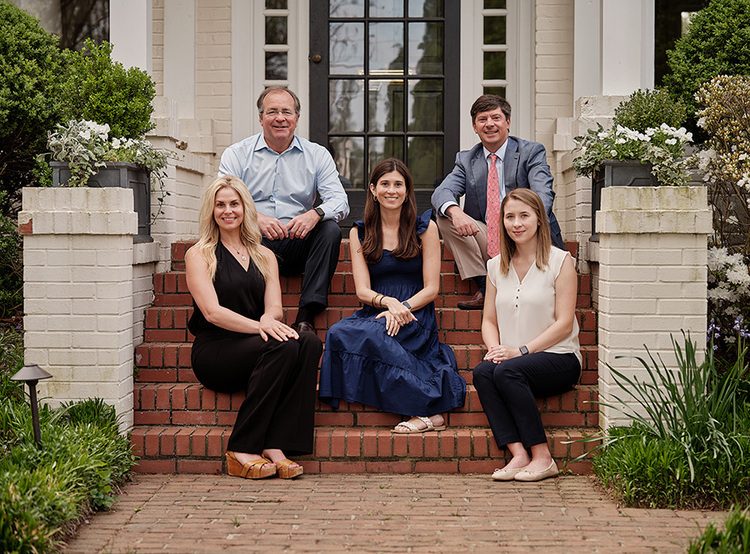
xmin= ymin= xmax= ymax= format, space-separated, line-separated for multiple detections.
xmin=581 ymin=332 xmax=750 ymax=509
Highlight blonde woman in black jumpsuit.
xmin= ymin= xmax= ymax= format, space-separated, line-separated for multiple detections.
xmin=186 ymin=175 xmax=322 ymax=479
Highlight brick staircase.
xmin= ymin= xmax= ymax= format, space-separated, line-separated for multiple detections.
xmin=131 ymin=240 xmax=599 ymax=474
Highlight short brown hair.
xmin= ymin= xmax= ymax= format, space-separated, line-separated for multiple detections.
xmin=470 ymin=94 xmax=511 ymax=122
xmin=256 ymin=86 xmax=301 ymax=115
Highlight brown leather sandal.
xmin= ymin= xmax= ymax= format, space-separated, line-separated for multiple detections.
xmin=225 ymin=451 xmax=277 ymax=479
xmin=274 ymin=458 xmax=303 ymax=479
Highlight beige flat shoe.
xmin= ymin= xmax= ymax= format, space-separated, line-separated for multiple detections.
xmin=514 ymin=460 xmax=559 ymax=482
xmin=491 ymin=466 xmax=526 ymax=481
xmin=392 ymin=416 xmax=446 ymax=434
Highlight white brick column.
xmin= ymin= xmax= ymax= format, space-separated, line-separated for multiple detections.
xmin=597 ymin=186 xmax=712 ymax=428
xmin=19 ymin=188 xmax=138 ymax=431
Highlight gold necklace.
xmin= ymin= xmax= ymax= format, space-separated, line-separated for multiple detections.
xmin=223 ymin=241 xmax=248 ymax=262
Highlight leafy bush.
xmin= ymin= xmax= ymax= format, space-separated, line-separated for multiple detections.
xmin=663 ymin=0 xmax=750 ymax=127
xmin=0 ymin=1 xmax=65 ymax=215
xmin=0 ymin=398 xmax=135 ymax=553
xmin=592 ymin=334 xmax=750 ymax=509
xmin=0 ymin=194 xmax=23 ymax=318
xmin=612 ymin=89 xmax=687 ymax=133
xmin=688 ymin=506 xmax=750 ymax=553
xmin=60 ymin=39 xmax=155 ymax=139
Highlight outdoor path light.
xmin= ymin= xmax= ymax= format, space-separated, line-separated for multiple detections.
xmin=11 ymin=364 xmax=52 ymax=448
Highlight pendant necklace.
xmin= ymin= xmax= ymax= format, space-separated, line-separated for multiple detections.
xmin=223 ymin=241 xmax=247 ymax=262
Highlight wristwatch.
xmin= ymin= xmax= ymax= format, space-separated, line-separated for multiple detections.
xmin=519 ymin=345 xmax=529 ymax=356
xmin=314 ymin=206 xmax=325 ymax=219
xmin=401 ymin=300 xmax=412 ymax=310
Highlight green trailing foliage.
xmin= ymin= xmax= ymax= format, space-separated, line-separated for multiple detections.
xmin=59 ymin=39 xmax=155 ymax=139
xmin=591 ymin=334 xmax=750 ymax=509
xmin=612 ymin=89 xmax=687 ymax=133
xmin=663 ymin=0 xmax=750 ymax=130
xmin=0 ymin=1 xmax=65 ymax=214
xmin=688 ymin=506 xmax=750 ymax=553
xmin=0 ymin=398 xmax=135 ymax=552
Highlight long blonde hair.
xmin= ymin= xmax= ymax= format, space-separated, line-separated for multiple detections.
xmin=497 ymin=188 xmax=551 ymax=275
xmin=194 ymin=175 xmax=270 ymax=281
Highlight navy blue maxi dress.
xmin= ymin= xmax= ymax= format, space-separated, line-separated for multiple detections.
xmin=318 ymin=212 xmax=466 ymax=416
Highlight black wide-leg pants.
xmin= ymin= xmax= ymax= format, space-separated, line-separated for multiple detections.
xmin=473 ymin=352 xmax=580 ymax=449
xmin=262 ymin=219 xmax=342 ymax=310
xmin=192 ymin=331 xmax=322 ymax=456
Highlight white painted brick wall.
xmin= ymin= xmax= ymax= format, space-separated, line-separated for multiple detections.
xmin=20 ymin=188 xmax=138 ymax=431
xmin=597 ymin=186 xmax=712 ymax=428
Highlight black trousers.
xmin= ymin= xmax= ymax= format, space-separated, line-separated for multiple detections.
xmin=473 ymin=352 xmax=580 ymax=449
xmin=192 ymin=331 xmax=322 ymax=456
xmin=262 ymin=219 xmax=342 ymax=311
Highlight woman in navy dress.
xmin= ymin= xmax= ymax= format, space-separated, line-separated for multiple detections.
xmin=186 ymin=175 xmax=321 ymax=479
xmin=319 ymin=158 xmax=465 ymax=432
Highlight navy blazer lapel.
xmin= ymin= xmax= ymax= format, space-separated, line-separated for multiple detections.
xmin=504 ymin=137 xmax=520 ymax=191
xmin=471 ymin=147 xmax=488 ymax=217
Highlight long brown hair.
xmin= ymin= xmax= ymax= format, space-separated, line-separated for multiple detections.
xmin=497 ymin=188 xmax=551 ymax=275
xmin=194 ymin=175 xmax=270 ymax=281
xmin=361 ymin=158 xmax=420 ymax=263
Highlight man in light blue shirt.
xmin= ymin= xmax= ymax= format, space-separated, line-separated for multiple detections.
xmin=219 ymin=86 xmax=350 ymax=333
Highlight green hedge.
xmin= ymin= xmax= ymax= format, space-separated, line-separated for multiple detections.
xmin=0 ymin=398 xmax=135 ymax=552
xmin=663 ymin=0 xmax=750 ymax=126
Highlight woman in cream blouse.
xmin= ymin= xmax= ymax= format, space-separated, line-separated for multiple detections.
xmin=474 ymin=188 xmax=581 ymax=482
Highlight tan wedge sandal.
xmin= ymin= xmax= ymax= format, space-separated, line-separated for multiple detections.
xmin=274 ymin=458 xmax=303 ymax=479
xmin=225 ymin=451 xmax=277 ymax=479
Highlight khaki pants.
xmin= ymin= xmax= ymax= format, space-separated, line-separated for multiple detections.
xmin=436 ymin=214 xmax=489 ymax=280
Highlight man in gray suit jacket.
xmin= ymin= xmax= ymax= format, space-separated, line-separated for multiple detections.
xmin=431 ymin=95 xmax=564 ymax=309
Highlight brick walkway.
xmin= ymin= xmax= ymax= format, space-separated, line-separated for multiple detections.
xmin=63 ymin=474 xmax=725 ymax=553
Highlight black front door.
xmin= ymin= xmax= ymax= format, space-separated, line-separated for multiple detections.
xmin=310 ymin=0 xmax=460 ymax=224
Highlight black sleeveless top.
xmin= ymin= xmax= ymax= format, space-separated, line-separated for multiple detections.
xmin=187 ymin=243 xmax=266 ymax=337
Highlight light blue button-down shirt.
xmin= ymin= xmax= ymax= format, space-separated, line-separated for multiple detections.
xmin=218 ymin=133 xmax=350 ymax=223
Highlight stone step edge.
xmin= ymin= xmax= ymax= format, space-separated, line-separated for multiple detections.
xmin=130 ymin=425 xmax=597 ymax=475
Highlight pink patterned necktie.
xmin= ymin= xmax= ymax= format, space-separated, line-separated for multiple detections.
xmin=486 ymin=153 xmax=501 ymax=257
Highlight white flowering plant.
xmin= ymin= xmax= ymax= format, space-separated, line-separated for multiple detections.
xmin=48 ymin=119 xmax=169 ymax=187
xmin=47 ymin=119 xmax=172 ymax=220
xmin=573 ymin=123 xmax=693 ymax=187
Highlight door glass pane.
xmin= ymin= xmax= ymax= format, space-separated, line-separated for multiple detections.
xmin=409 ymin=0 xmax=443 ymax=17
xmin=484 ymin=0 xmax=506 ymax=8
xmin=368 ymin=79 xmax=404 ymax=132
xmin=369 ymin=22 xmax=404 ymax=74
xmin=408 ymin=80 xmax=442 ymax=132
xmin=483 ymin=51 xmax=506 ymax=80
xmin=369 ymin=0 xmax=404 ymax=18
xmin=330 ymin=137 xmax=365 ymax=188
xmin=330 ymin=22 xmax=365 ymax=75
xmin=408 ymin=137 xmax=442 ymax=187
xmin=265 ymin=52 xmax=288 ymax=80
xmin=484 ymin=16 xmax=506 ymax=44
xmin=265 ymin=16 xmax=287 ymax=45
xmin=408 ymin=22 xmax=443 ymax=75
xmin=330 ymin=80 xmax=365 ymax=132
xmin=484 ymin=86 xmax=506 ymax=98
xmin=369 ymin=137 xmax=405 ymax=173
xmin=330 ymin=0 xmax=365 ymax=18
xmin=266 ymin=0 xmax=287 ymax=8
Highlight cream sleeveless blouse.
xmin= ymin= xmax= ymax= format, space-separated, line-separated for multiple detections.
xmin=487 ymin=246 xmax=581 ymax=365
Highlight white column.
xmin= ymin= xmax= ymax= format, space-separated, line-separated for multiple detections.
xmin=601 ymin=0 xmax=654 ymax=95
xmin=597 ymin=186 xmax=711 ymax=428
xmin=574 ymin=0 xmax=654 ymax=99
xmin=164 ymin=0 xmax=196 ymax=119
xmin=109 ymin=0 xmax=153 ymax=73
xmin=19 ymin=188 xmax=138 ymax=431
